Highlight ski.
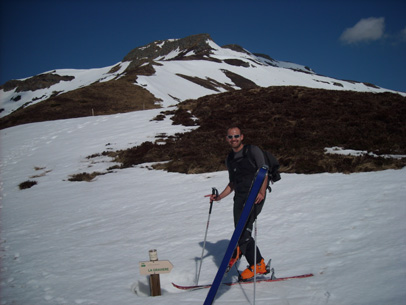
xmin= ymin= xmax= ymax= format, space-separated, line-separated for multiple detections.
xmin=203 ymin=166 xmax=268 ymax=305
xmin=172 ymin=273 xmax=314 ymax=291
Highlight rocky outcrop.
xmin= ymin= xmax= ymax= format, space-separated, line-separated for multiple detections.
xmin=1 ymin=72 xmax=75 ymax=92
xmin=123 ymin=33 xmax=215 ymax=71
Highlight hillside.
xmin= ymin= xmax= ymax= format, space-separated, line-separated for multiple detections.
xmin=1 ymin=104 xmax=405 ymax=305
xmin=95 ymin=86 xmax=406 ymax=176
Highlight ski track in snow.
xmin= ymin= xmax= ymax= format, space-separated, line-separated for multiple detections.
xmin=0 ymin=109 xmax=405 ymax=305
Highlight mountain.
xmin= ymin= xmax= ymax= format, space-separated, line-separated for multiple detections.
xmin=0 ymin=33 xmax=403 ymax=129
xmin=1 ymin=34 xmax=406 ymax=305
xmin=1 ymin=34 xmax=405 ymax=175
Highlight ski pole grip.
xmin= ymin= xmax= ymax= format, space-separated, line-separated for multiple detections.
xmin=209 ymin=187 xmax=218 ymax=214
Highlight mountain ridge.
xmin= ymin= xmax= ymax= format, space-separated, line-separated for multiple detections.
xmin=123 ymin=33 xmax=216 ymax=67
xmin=0 ymin=33 xmax=404 ymax=129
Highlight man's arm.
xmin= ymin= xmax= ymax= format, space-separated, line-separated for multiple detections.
xmin=250 ymin=145 xmax=268 ymax=204
xmin=205 ymin=182 xmax=234 ymax=202
xmin=255 ymin=174 xmax=268 ymax=204
xmin=217 ymin=182 xmax=234 ymax=201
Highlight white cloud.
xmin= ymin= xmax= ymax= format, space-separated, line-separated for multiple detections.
xmin=340 ymin=17 xmax=385 ymax=44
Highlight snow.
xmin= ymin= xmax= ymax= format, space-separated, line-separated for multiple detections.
xmin=157 ymin=48 xmax=182 ymax=60
xmin=1 ymin=107 xmax=405 ymax=305
xmin=325 ymin=146 xmax=406 ymax=159
xmin=0 ymin=61 xmax=131 ymax=117
xmin=135 ymin=39 xmax=405 ymax=108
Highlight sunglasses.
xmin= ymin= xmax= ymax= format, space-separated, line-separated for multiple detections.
xmin=227 ymin=134 xmax=241 ymax=139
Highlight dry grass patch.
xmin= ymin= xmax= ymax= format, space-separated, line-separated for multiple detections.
xmin=110 ymin=86 xmax=406 ymax=174
xmin=0 ymin=78 xmax=161 ymax=129
xmin=19 ymin=180 xmax=37 ymax=189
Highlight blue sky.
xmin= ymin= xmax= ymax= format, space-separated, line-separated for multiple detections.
xmin=1 ymin=0 xmax=405 ymax=92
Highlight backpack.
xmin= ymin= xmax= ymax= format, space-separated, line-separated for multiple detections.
xmin=227 ymin=144 xmax=281 ymax=192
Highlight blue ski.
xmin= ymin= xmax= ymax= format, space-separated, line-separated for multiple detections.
xmin=203 ymin=166 xmax=268 ymax=305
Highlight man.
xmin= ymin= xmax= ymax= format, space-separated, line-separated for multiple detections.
xmin=206 ymin=126 xmax=268 ymax=280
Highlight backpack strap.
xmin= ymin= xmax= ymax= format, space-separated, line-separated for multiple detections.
xmin=246 ymin=144 xmax=273 ymax=192
xmin=227 ymin=145 xmax=250 ymax=165
xmin=228 ymin=144 xmax=259 ymax=171
xmin=226 ymin=150 xmax=234 ymax=169
xmin=244 ymin=144 xmax=258 ymax=169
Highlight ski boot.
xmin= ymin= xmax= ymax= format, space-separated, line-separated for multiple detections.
xmin=226 ymin=246 xmax=242 ymax=273
xmin=239 ymin=259 xmax=276 ymax=281
xmin=239 ymin=258 xmax=267 ymax=281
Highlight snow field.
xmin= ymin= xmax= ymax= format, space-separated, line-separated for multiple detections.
xmin=1 ymin=109 xmax=405 ymax=305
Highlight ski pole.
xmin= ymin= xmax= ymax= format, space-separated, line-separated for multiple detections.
xmin=253 ymin=213 xmax=257 ymax=305
xmin=196 ymin=187 xmax=218 ymax=285
xmin=252 ymin=203 xmax=258 ymax=305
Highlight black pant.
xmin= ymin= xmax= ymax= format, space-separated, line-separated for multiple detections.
xmin=233 ymin=193 xmax=265 ymax=266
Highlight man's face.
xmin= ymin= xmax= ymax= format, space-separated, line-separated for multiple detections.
xmin=226 ymin=128 xmax=244 ymax=150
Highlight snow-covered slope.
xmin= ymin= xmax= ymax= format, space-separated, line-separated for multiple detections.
xmin=1 ymin=34 xmax=403 ymax=118
xmin=1 ymin=109 xmax=405 ymax=305
xmin=0 ymin=62 xmax=131 ymax=118
xmin=136 ymin=38 xmax=397 ymax=107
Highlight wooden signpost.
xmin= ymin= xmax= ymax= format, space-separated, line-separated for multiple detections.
xmin=139 ymin=249 xmax=173 ymax=296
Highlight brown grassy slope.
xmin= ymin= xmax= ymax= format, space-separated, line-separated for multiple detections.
xmin=111 ymin=86 xmax=406 ymax=174
xmin=0 ymin=76 xmax=160 ymax=129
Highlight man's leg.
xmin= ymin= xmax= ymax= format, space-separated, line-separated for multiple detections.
xmin=234 ymin=196 xmax=265 ymax=266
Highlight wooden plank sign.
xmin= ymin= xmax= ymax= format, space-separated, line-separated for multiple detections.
xmin=139 ymin=260 xmax=173 ymax=275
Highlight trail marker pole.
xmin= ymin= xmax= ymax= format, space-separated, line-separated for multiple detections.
xmin=149 ymin=250 xmax=160 ymax=296
xmin=139 ymin=249 xmax=173 ymax=297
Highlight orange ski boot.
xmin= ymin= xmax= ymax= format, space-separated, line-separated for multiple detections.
xmin=239 ymin=258 xmax=267 ymax=281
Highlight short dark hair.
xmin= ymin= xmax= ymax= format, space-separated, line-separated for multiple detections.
xmin=227 ymin=126 xmax=243 ymax=134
